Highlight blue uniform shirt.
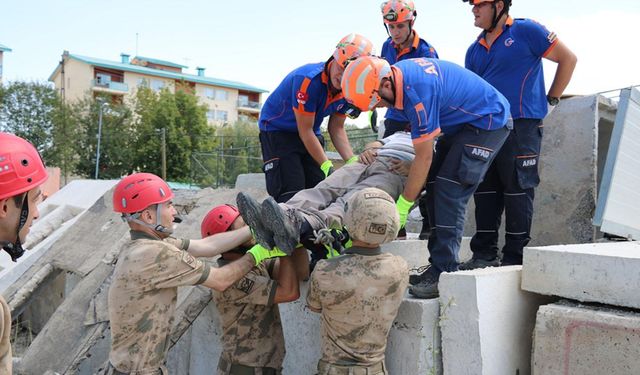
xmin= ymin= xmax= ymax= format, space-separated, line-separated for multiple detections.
xmin=259 ymin=62 xmax=348 ymax=135
xmin=391 ymin=58 xmax=511 ymax=144
xmin=382 ymin=31 xmax=439 ymax=122
xmin=465 ymin=17 xmax=558 ymax=120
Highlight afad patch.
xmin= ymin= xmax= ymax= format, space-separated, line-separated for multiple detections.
xmin=296 ymin=91 xmax=308 ymax=105
xmin=181 ymin=251 xmax=198 ymax=269
xmin=237 ymin=277 xmax=255 ymax=294
xmin=547 ymin=31 xmax=557 ymax=44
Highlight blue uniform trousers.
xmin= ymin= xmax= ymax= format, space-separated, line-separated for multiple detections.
xmin=470 ymin=118 xmax=543 ymax=265
xmin=426 ymin=123 xmax=511 ymax=273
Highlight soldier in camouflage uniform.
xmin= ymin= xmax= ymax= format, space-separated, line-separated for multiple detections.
xmin=307 ymin=188 xmax=409 ymax=375
xmin=107 ymin=173 xmax=286 ymax=375
xmin=201 ymin=204 xmax=308 ymax=375
xmin=0 ymin=133 xmax=49 ymax=375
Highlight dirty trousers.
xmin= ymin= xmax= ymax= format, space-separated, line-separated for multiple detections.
xmin=283 ymin=157 xmax=406 ymax=231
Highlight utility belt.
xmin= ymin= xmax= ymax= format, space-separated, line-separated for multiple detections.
xmin=217 ymin=356 xmax=281 ymax=375
xmin=106 ymin=363 xmax=167 ymax=375
xmin=317 ymin=360 xmax=386 ymax=375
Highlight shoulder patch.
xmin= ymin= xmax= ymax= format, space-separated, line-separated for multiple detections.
xmin=181 ymin=251 xmax=198 ymax=269
xmin=296 ymin=91 xmax=308 ymax=105
xmin=237 ymin=277 xmax=255 ymax=294
xmin=547 ymin=31 xmax=557 ymax=44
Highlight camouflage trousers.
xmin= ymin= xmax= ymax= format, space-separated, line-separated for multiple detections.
xmin=316 ymin=360 xmax=386 ymax=375
xmin=284 ymin=157 xmax=406 ymax=232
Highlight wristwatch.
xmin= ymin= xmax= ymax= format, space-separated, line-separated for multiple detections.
xmin=547 ymin=95 xmax=560 ymax=106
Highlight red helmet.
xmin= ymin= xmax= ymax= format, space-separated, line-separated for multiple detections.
xmin=333 ymin=34 xmax=374 ymax=69
xmin=381 ymin=0 xmax=417 ymax=24
xmin=113 ymin=173 xmax=173 ymax=214
xmin=341 ymin=56 xmax=392 ymax=112
xmin=0 ymin=132 xmax=48 ymax=201
xmin=201 ymin=204 xmax=240 ymax=238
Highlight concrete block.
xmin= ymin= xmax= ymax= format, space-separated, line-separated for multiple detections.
xmin=439 ymin=266 xmax=552 ymax=375
xmin=532 ymin=302 xmax=640 ymax=375
xmin=386 ymin=294 xmax=441 ymax=375
xmin=382 ymin=238 xmax=472 ymax=270
xmin=280 ymin=282 xmax=322 ymax=374
xmin=521 ymin=242 xmax=640 ymax=309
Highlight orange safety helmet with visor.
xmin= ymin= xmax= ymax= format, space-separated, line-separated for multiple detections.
xmin=462 ymin=0 xmax=512 ymax=32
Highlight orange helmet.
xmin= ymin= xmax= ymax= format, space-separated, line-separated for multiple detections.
xmin=341 ymin=56 xmax=392 ymax=112
xmin=381 ymin=0 xmax=417 ymax=24
xmin=333 ymin=33 xmax=374 ymax=69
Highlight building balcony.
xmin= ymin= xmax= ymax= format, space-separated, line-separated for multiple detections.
xmin=237 ymin=99 xmax=261 ymax=113
xmin=91 ymin=79 xmax=129 ymax=94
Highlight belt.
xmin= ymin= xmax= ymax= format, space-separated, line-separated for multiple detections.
xmin=317 ymin=360 xmax=386 ymax=375
xmin=218 ymin=357 xmax=281 ymax=375
xmin=107 ymin=363 xmax=166 ymax=375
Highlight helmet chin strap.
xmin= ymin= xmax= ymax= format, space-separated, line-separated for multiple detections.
xmin=124 ymin=203 xmax=182 ymax=236
xmin=486 ymin=2 xmax=508 ymax=32
xmin=2 ymin=195 xmax=30 ymax=262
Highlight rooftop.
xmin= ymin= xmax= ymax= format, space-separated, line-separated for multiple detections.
xmin=0 ymin=43 xmax=12 ymax=52
xmin=49 ymin=52 xmax=268 ymax=93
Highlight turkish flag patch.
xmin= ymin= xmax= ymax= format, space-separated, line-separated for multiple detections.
xmin=296 ymin=91 xmax=308 ymax=105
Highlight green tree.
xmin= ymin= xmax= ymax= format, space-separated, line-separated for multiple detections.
xmin=70 ymin=95 xmax=134 ymax=179
xmin=0 ymin=81 xmax=59 ymax=154
xmin=131 ymin=87 xmax=215 ymax=182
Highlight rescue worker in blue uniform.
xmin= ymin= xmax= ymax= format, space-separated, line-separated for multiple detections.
xmin=461 ymin=0 xmax=577 ymax=269
xmin=378 ymin=0 xmax=439 ymax=239
xmin=258 ymin=34 xmax=373 ymax=203
xmin=342 ymin=56 xmax=512 ymax=298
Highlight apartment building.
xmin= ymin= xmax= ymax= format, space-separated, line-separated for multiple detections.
xmin=48 ymin=51 xmax=267 ymax=124
xmin=0 ymin=43 xmax=12 ymax=84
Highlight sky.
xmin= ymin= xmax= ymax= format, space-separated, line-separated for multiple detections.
xmin=2 ymin=0 xmax=639 ymax=108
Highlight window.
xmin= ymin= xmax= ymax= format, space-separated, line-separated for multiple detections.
xmin=137 ymin=78 xmax=149 ymax=88
xmin=151 ymin=79 xmax=165 ymax=92
xmin=214 ymin=110 xmax=228 ymax=121
xmin=238 ymin=95 xmax=249 ymax=107
xmin=204 ymin=88 xmax=214 ymax=99
xmin=215 ymin=89 xmax=228 ymax=101
xmin=206 ymin=110 xmax=215 ymax=120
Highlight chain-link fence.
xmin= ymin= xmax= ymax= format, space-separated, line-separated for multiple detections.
xmin=190 ymin=128 xmax=377 ymax=188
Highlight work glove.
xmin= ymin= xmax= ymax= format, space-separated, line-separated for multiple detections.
xmin=345 ymin=156 xmax=359 ymax=165
xmin=396 ymin=194 xmax=414 ymax=228
xmin=247 ymin=244 xmax=287 ymax=265
xmin=320 ymin=160 xmax=334 ymax=178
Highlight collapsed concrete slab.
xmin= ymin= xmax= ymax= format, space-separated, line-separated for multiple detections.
xmin=521 ymin=242 xmax=640 ymax=310
xmin=439 ymin=266 xmax=553 ymax=375
xmin=532 ymin=302 xmax=640 ymax=375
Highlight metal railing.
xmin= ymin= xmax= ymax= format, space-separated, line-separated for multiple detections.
xmin=237 ymin=99 xmax=261 ymax=109
xmin=91 ymin=79 xmax=129 ymax=93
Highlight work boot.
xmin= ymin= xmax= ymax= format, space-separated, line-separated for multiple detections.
xmin=236 ymin=192 xmax=275 ymax=249
xmin=409 ymin=268 xmax=440 ymax=299
xmin=458 ymin=257 xmax=500 ymax=271
xmin=409 ymin=265 xmax=432 ymax=285
xmin=261 ymin=197 xmax=302 ymax=256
